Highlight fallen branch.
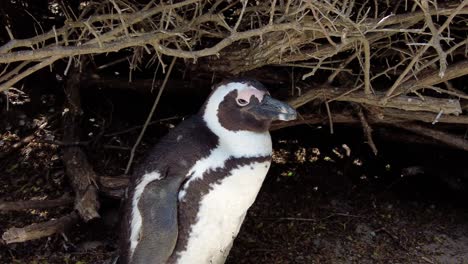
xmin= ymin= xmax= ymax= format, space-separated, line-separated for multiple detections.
xmin=288 ymin=87 xmax=462 ymax=115
xmin=0 ymin=195 xmax=73 ymax=211
xmin=99 ymin=176 xmax=130 ymax=189
xmin=271 ymin=113 xmax=360 ymax=131
xmin=98 ymin=176 xmax=130 ymax=199
xmin=1 ymin=212 xmax=79 ymax=244
xmin=377 ymin=108 xmax=468 ymax=125
xmin=270 ymin=107 xmax=468 ymax=131
xmin=62 ymin=61 xmax=100 ymax=221
xmin=392 ymin=123 xmax=468 ymax=152
xmin=375 ymin=128 xmax=441 ymax=146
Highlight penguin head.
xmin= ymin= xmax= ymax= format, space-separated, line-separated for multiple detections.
xmin=201 ymin=79 xmax=297 ymax=133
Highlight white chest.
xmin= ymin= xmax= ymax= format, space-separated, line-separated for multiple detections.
xmin=175 ymin=160 xmax=271 ymax=264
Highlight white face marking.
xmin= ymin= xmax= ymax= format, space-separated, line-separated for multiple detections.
xmin=236 ymin=87 xmax=266 ymax=105
xmin=176 ymin=161 xmax=271 ymax=264
xmin=129 ymin=171 xmax=161 ymax=259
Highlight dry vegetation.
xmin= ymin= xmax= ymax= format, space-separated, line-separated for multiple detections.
xmin=0 ymin=0 xmax=468 ymax=256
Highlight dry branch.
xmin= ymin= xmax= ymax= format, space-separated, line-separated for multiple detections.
xmin=392 ymin=123 xmax=468 ymax=152
xmin=384 ymin=0 xmax=468 ymax=99
xmin=357 ymin=108 xmax=378 ymax=155
xmin=380 ymin=108 xmax=468 ymax=125
xmin=0 ymin=1 xmax=467 ymax=92
xmin=0 ymin=196 xmax=73 ymax=211
xmin=99 ymin=176 xmax=129 ymax=190
xmin=272 ymin=112 xmax=468 ymax=152
xmin=98 ymin=176 xmax=130 ymax=199
xmin=0 ymin=22 xmax=300 ymax=64
xmin=375 ymin=128 xmax=442 ymax=146
xmin=270 ymin=113 xmax=359 ymax=130
xmin=271 ymin=107 xmax=468 ymax=131
xmin=288 ymin=87 xmax=462 ymax=115
xmin=62 ymin=62 xmax=100 ymax=222
xmin=392 ymin=59 xmax=468 ymax=97
xmin=2 ymin=212 xmax=79 ymax=244
xmin=199 ymin=6 xmax=468 ymax=74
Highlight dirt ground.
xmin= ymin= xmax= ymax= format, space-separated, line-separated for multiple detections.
xmin=228 ymin=144 xmax=468 ymax=264
xmin=1 ymin=84 xmax=468 ymax=264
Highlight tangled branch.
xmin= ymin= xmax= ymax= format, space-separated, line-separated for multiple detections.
xmin=0 ymin=0 xmax=467 ymax=122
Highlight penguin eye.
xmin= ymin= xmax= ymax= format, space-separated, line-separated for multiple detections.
xmin=237 ymin=98 xmax=249 ymax=106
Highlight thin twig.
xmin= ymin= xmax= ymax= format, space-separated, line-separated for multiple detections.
xmin=420 ymin=0 xmax=447 ymax=77
xmin=269 ymin=0 xmax=277 ymax=25
xmin=325 ymin=101 xmax=334 ymax=134
xmin=0 ymin=61 xmax=30 ymax=83
xmin=357 ymin=107 xmax=378 ymax=155
xmin=104 ymin=116 xmax=181 ymax=137
xmin=109 ymin=0 xmax=130 ymax=37
xmin=233 ymin=0 xmax=248 ymax=32
xmin=125 ymin=56 xmax=177 ymax=174
xmin=384 ymin=0 xmax=468 ymax=99
xmin=361 ymin=38 xmax=371 ymax=94
xmin=0 ymin=56 xmax=60 ymax=92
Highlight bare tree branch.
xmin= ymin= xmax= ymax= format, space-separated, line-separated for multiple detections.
xmin=2 ymin=213 xmax=79 ymax=244
xmin=0 ymin=196 xmax=73 ymax=211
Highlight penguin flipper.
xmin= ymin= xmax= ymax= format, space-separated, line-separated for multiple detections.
xmin=130 ymin=173 xmax=183 ymax=263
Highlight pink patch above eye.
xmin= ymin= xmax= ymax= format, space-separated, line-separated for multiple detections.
xmin=237 ymin=88 xmax=266 ymax=104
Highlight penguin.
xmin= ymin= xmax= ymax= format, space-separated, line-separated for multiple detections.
xmin=119 ymin=79 xmax=297 ymax=264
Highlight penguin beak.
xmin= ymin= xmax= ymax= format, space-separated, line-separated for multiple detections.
xmin=251 ymin=95 xmax=297 ymax=121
